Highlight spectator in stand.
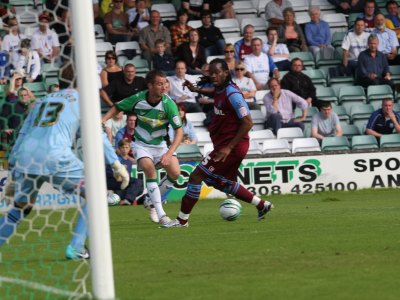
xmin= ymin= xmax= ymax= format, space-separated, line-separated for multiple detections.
xmin=209 ymin=0 xmax=235 ymax=19
xmin=182 ymin=0 xmax=209 ymax=20
xmin=0 ymin=87 xmax=35 ymax=148
xmin=115 ymin=114 xmax=137 ymax=158
xmin=357 ymin=0 xmax=379 ymax=30
xmin=100 ymin=50 xmax=123 ymax=88
xmin=31 ymin=13 xmax=60 ymax=64
xmin=281 ymin=58 xmax=323 ymax=108
xmin=153 ymin=39 xmax=175 ymax=76
xmin=372 ymin=13 xmax=400 ymax=65
xmin=311 ymin=101 xmax=343 ymax=141
xmin=105 ymin=111 xmax=127 ymax=144
xmin=328 ymin=0 xmax=365 ymax=14
xmin=263 ymin=78 xmax=308 ymax=134
xmin=11 ymin=39 xmax=41 ymax=83
xmin=305 ymin=6 xmax=335 ymax=58
xmin=234 ymin=24 xmax=254 ymax=61
xmin=263 ymin=26 xmax=290 ymax=71
xmin=176 ymin=28 xmax=206 ymax=75
xmin=265 ymin=0 xmax=292 ymax=26
xmin=244 ymin=37 xmax=279 ymax=90
xmin=50 ymin=8 xmax=72 ymax=62
xmin=126 ymin=0 xmax=150 ymax=34
xmin=197 ymin=10 xmax=225 ymax=57
xmin=356 ymin=34 xmax=394 ymax=91
xmin=168 ymin=103 xmax=198 ymax=145
xmin=366 ymin=98 xmax=400 ymax=137
xmin=223 ymin=43 xmax=237 ymax=76
xmin=106 ymin=139 xmax=144 ymax=206
xmin=196 ymin=63 xmax=215 ymax=123
xmin=232 ymin=61 xmax=259 ymax=110
xmin=104 ymin=0 xmax=135 ymax=45
xmin=6 ymin=73 xmax=24 ymax=102
xmin=385 ymin=1 xmax=400 ymax=40
xmin=278 ymin=7 xmax=308 ymax=53
xmin=168 ymin=60 xmax=202 ymax=113
xmin=139 ymin=10 xmax=172 ymax=67
xmin=100 ymin=63 xmax=146 ymax=108
xmin=170 ymin=9 xmax=192 ymax=54
xmin=342 ymin=18 xmax=370 ymax=76
xmin=1 ymin=17 xmax=25 ymax=54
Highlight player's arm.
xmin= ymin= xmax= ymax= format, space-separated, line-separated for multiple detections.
xmin=102 ymin=105 xmax=120 ymax=125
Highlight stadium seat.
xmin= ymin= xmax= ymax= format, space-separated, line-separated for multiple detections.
xmin=125 ymin=58 xmax=149 ymax=76
xmin=250 ymin=109 xmax=265 ymax=128
xmin=41 ymin=63 xmax=60 ymax=80
xmin=302 ymin=69 xmax=327 ymax=86
xmin=151 ymin=3 xmax=177 ymax=21
xmin=202 ymin=142 xmax=214 ymax=156
xmin=24 ymin=82 xmax=47 ymax=98
xmin=115 ymin=41 xmax=141 ymax=58
xmin=295 ymin=12 xmax=311 ymax=25
xmin=249 ymin=129 xmax=275 ymax=146
xmin=96 ymin=42 xmax=113 ymax=58
xmin=240 ymin=17 xmax=267 ymax=36
xmin=389 ymin=65 xmax=400 ymax=84
xmin=196 ymin=131 xmax=212 ymax=147
xmin=44 ymin=77 xmax=59 ymax=91
xmin=94 ymin=24 xmax=105 ymax=41
xmin=187 ymin=20 xmax=202 ymax=28
xmin=310 ymin=0 xmax=336 ymax=13
xmin=321 ymin=13 xmax=348 ymax=34
xmin=331 ymin=31 xmax=346 ymax=48
xmin=214 ymin=19 xmax=241 ymax=38
xmin=315 ymin=49 xmax=342 ymax=69
xmin=321 ymin=136 xmax=350 ymax=151
xmin=316 ymin=86 xmax=338 ymax=103
xmin=380 ymin=134 xmax=400 ymax=148
xmin=224 ymin=36 xmax=242 ymax=45
xmin=255 ymin=90 xmax=269 ymax=105
xmin=332 ymin=104 xmax=350 ymax=123
xmin=351 ymin=135 xmax=379 ymax=150
xmin=257 ymin=0 xmax=269 ymax=18
xmin=292 ymin=138 xmax=321 ymax=153
xmin=23 ymin=25 xmax=39 ymax=39
xmin=206 ymin=55 xmax=225 ymax=64
xmin=248 ymin=140 xmax=262 ymax=155
xmin=262 ymin=139 xmax=291 ymax=154
xmin=295 ymin=106 xmax=319 ymax=123
xmin=234 ymin=1 xmax=258 ymax=20
xmin=290 ymin=52 xmax=315 ymax=69
xmin=15 ymin=6 xmax=41 ymax=27
xmin=186 ymin=112 xmax=206 ymax=127
xmin=341 ymin=124 xmax=360 ymax=142
xmin=338 ymin=85 xmax=367 ymax=112
xmin=277 ymin=127 xmax=304 ymax=142
xmin=347 ymin=13 xmax=359 ymax=28
xmin=291 ymin=0 xmax=309 ymax=13
xmin=367 ymin=85 xmax=394 ymax=109
xmin=176 ymin=144 xmax=203 ymax=159
xmin=350 ymin=104 xmax=374 ymax=130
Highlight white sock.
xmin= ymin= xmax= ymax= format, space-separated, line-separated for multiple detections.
xmin=147 ymin=182 xmax=166 ymax=218
xmin=178 ymin=211 xmax=190 ymax=221
xmin=158 ymin=176 xmax=175 ymax=195
xmin=251 ymin=196 xmax=261 ymax=206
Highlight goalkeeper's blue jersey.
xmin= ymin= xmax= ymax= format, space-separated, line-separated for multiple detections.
xmin=10 ymin=89 xmax=117 ymax=176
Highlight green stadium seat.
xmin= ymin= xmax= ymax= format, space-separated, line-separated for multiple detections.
xmin=302 ymin=69 xmax=327 ymax=86
xmin=389 ymin=65 xmax=400 ymax=84
xmin=331 ymin=31 xmax=346 ymax=48
xmin=332 ymin=104 xmax=350 ymax=123
xmin=342 ymin=124 xmax=360 ymax=142
xmin=367 ymin=85 xmax=394 ymax=109
xmin=125 ymin=58 xmax=149 ymax=77
xmin=24 ymin=82 xmax=47 ymax=98
xmin=295 ymin=106 xmax=319 ymax=123
xmin=380 ymin=134 xmax=400 ymax=148
xmin=290 ymin=51 xmax=315 ymax=68
xmin=316 ymin=86 xmax=338 ymax=103
xmin=350 ymin=103 xmax=374 ymax=131
xmin=351 ymin=135 xmax=379 ymax=150
xmin=176 ymin=144 xmax=203 ymax=159
xmin=315 ymin=48 xmax=342 ymax=69
xmin=339 ymin=85 xmax=367 ymax=112
xmin=321 ymin=136 xmax=350 ymax=151
xmin=41 ymin=63 xmax=60 ymax=79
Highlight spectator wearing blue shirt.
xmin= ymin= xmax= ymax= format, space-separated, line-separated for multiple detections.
xmin=372 ymin=13 xmax=400 ymax=65
xmin=305 ymin=6 xmax=335 ymax=58
xmin=366 ymin=98 xmax=400 ymax=137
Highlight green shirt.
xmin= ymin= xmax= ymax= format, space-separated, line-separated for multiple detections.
xmin=115 ymin=90 xmax=182 ymax=145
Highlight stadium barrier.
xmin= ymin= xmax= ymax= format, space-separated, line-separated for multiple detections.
xmin=1 ymin=150 xmax=399 ymax=210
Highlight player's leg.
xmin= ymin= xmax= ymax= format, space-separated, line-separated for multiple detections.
xmin=0 ymin=172 xmax=42 ymax=246
xmin=159 ymin=155 xmax=180 ymax=196
xmin=139 ymin=157 xmax=169 ymax=222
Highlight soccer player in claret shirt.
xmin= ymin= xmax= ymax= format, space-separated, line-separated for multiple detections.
xmin=161 ymin=58 xmax=273 ymax=228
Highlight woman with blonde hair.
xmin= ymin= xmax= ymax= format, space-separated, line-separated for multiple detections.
xmin=223 ymin=43 xmax=237 ymax=76
xmin=232 ymin=61 xmax=260 ymax=110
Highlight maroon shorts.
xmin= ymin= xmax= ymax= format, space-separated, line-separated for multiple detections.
xmin=197 ymin=141 xmax=249 ymax=181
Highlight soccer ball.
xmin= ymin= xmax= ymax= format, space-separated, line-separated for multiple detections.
xmin=107 ymin=192 xmax=121 ymax=206
xmin=219 ymin=199 xmax=242 ymax=221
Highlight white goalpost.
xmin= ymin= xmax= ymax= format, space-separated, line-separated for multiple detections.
xmin=70 ymin=0 xmax=115 ymax=299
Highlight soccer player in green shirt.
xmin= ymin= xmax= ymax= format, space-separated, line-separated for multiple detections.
xmin=102 ymin=70 xmax=183 ymax=225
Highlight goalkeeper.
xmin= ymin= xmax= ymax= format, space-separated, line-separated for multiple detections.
xmin=0 ymin=63 xmax=129 ymax=260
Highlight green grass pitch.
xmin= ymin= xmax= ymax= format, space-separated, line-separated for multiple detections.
xmin=1 ymin=188 xmax=399 ymax=299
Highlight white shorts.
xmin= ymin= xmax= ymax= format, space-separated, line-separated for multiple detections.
xmin=132 ymin=140 xmax=176 ymax=170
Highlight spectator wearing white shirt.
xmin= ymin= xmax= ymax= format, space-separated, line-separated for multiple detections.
xmin=232 ymin=61 xmax=259 ymax=110
xmin=1 ymin=17 xmax=25 ymax=54
xmin=11 ymin=39 xmax=41 ymax=82
xmin=265 ymin=0 xmax=292 ymax=26
xmin=244 ymin=37 xmax=279 ymax=90
xmin=262 ymin=26 xmax=290 ymax=71
xmin=168 ymin=60 xmax=202 ymax=113
xmin=342 ymin=18 xmax=370 ymax=76
xmin=31 ymin=13 xmax=60 ymax=63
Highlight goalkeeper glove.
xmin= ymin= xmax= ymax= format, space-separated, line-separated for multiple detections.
xmin=3 ymin=175 xmax=15 ymax=205
xmin=111 ymin=160 xmax=129 ymax=190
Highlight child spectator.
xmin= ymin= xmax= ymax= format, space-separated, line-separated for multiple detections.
xmin=152 ymin=39 xmax=175 ymax=76
xmin=106 ymin=139 xmax=143 ymax=206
